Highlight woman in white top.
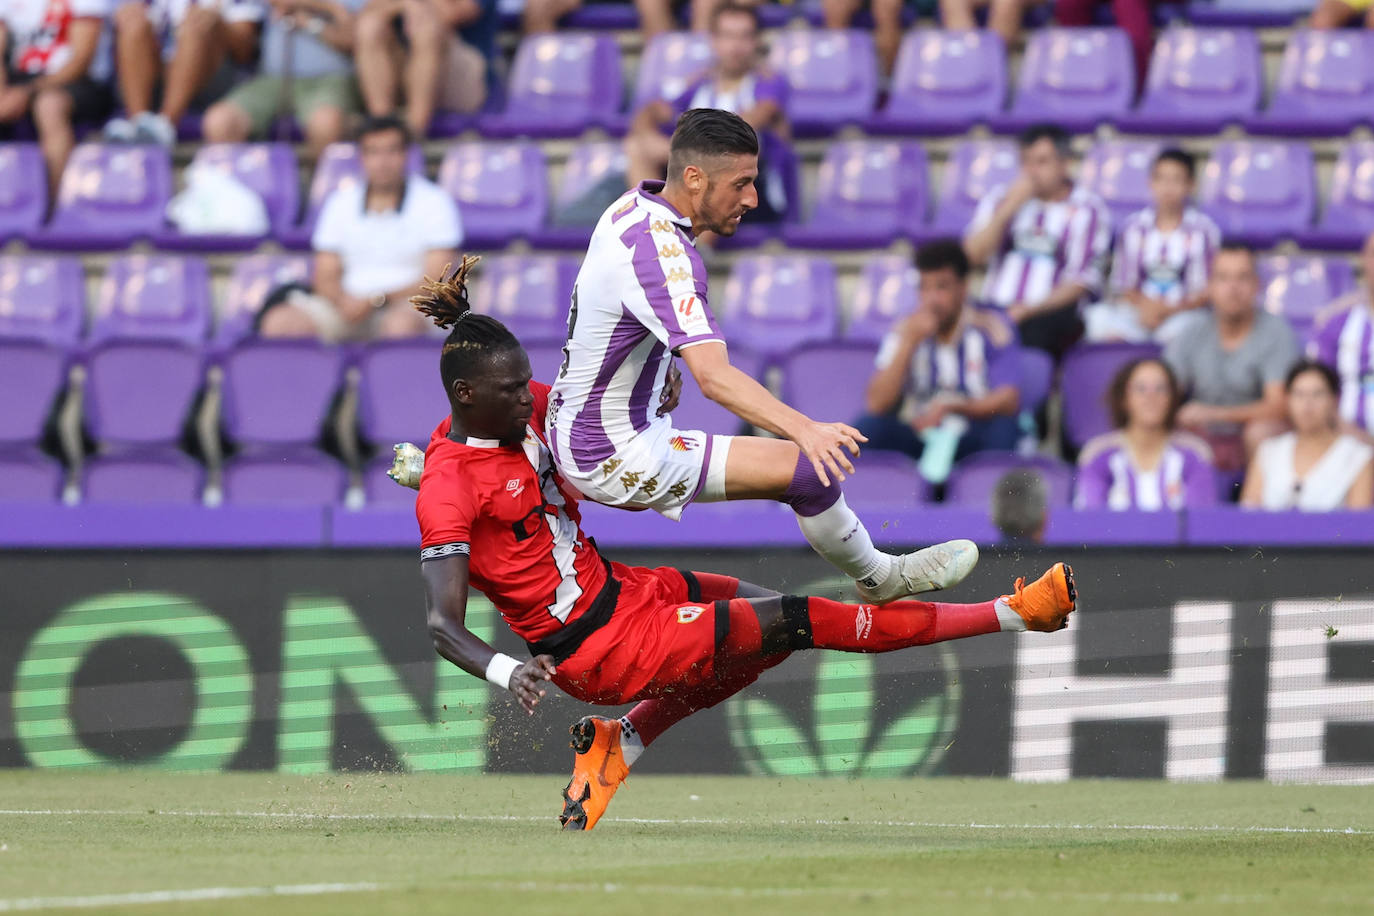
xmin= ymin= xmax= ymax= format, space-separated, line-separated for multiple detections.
xmin=1241 ymin=361 xmax=1374 ymax=511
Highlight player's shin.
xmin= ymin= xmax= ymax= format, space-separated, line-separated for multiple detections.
xmin=777 ymin=594 xmax=1018 ymax=653
xmin=782 ymin=454 xmax=892 ymax=585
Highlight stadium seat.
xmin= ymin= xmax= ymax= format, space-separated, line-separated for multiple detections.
xmin=1122 ymin=28 xmax=1261 ymax=133
xmin=215 ymin=254 xmax=313 ymax=346
xmin=1257 ymin=255 xmax=1356 ymax=337
xmin=0 ymin=255 xmax=85 ymax=346
xmin=531 ymin=141 xmax=628 ymax=249
xmin=277 ymin=142 xmax=425 ymax=248
xmin=994 ymin=28 xmax=1134 ymax=133
xmin=356 ymin=339 xmax=448 ymax=448
xmin=1060 ymin=342 xmax=1161 ymax=451
xmin=767 ymin=29 xmax=878 ymax=136
xmin=219 ymin=341 xmax=345 ymax=447
xmin=926 ymin=139 xmax=1019 ymax=240
xmin=83 ymin=342 xmax=205 ymax=447
xmin=0 ymin=144 xmax=46 ymax=243
xmin=156 ymin=143 xmax=300 ymax=250
xmin=667 ymin=347 xmax=762 ymax=437
xmin=867 ymin=30 xmax=1007 ymax=135
xmin=82 ymin=451 xmax=204 ymax=504
xmin=1077 ymin=140 xmax=1163 ymax=228
xmin=1297 ymin=141 xmax=1374 ymax=251
xmin=779 ymin=342 xmax=877 ymax=423
xmin=1018 ymin=347 xmax=1055 ymax=413
xmin=222 ymin=451 xmax=347 ymax=504
xmin=1249 ymin=31 xmax=1374 ymax=136
xmin=0 ymin=340 xmax=69 ymax=449
xmin=782 ymin=140 xmax=929 ymax=249
xmin=1198 ymin=140 xmax=1315 ymax=246
xmin=840 ymin=451 xmax=933 ymax=507
xmin=631 ymin=31 xmax=713 ymax=114
xmin=90 ymin=255 xmax=212 ymax=346
xmin=1185 ymin=0 xmax=1309 ymax=27
xmin=945 ymin=452 xmax=1075 ymax=507
xmin=482 ymin=34 xmax=624 ymax=137
xmin=718 ymin=255 xmax=839 ymax=359
xmin=0 ymin=450 xmax=63 ymax=502
xmin=35 ymin=145 xmax=173 ymax=250
xmin=471 ymin=254 xmax=577 ymax=345
xmin=846 ymin=254 xmax=916 ymax=343
xmin=437 ymin=141 xmax=549 ymax=249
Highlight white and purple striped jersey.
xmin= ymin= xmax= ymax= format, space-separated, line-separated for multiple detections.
xmin=1074 ymin=431 xmax=1216 ymax=511
xmin=547 ymin=180 xmax=724 ymax=474
xmin=970 ymin=183 xmax=1112 ymax=309
xmin=1109 ymin=207 xmax=1220 ymax=305
xmin=1310 ymin=293 xmax=1374 ymax=433
xmin=874 ymin=311 xmax=1019 ymax=414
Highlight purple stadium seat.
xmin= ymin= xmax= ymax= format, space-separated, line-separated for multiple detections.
xmin=90 ymin=255 xmax=212 ymax=346
xmin=563 ymin=3 xmax=641 ymax=28
xmin=846 ymin=255 xmax=916 ymax=343
xmin=84 ymin=342 xmax=204 ymax=446
xmin=843 ymin=451 xmax=933 ymax=507
xmin=363 ymin=453 xmax=419 ymax=506
xmin=83 ymin=452 xmax=204 ymax=504
xmin=356 ymin=340 xmax=447 ymax=446
xmin=994 ymin=28 xmax=1134 ymax=133
xmin=666 ymin=347 xmax=761 ymax=437
xmin=1257 ymin=255 xmax=1355 ymax=335
xmin=0 ymin=255 xmax=85 ymax=346
xmin=782 ymin=140 xmax=928 ymax=249
xmin=1077 ymin=140 xmax=1162 ymax=228
xmin=220 ymin=341 xmax=344 ymax=446
xmin=437 ymin=142 xmax=548 ymax=248
xmin=945 ymin=452 xmax=1075 ymax=507
xmin=1122 ymin=28 xmax=1261 ymax=133
xmin=1018 ymin=347 xmax=1054 ymax=412
xmin=156 ymin=143 xmax=300 ymax=251
xmin=867 ymin=30 xmax=1007 ymax=135
xmin=0 ymin=144 xmax=46 ymax=243
xmin=1060 ymin=342 xmax=1161 ymax=450
xmin=1186 ymin=0 xmax=1320 ymax=28
xmin=215 ymin=254 xmax=312 ymax=346
xmin=482 ymin=34 xmax=624 ymax=137
xmin=0 ymin=341 xmax=69 ymax=447
xmin=779 ymin=342 xmax=876 ymax=424
xmin=471 ymin=255 xmax=576 ymax=345
xmin=278 ymin=142 xmax=425 ymax=248
xmin=222 ymin=451 xmax=346 ymax=504
xmin=524 ymin=342 xmax=568 ymax=389
xmin=1249 ymin=31 xmax=1374 ymax=136
xmin=633 ymin=31 xmax=713 ymax=112
xmin=1198 ymin=141 xmax=1315 ymax=246
xmin=531 ymin=141 xmax=628 ymax=249
xmin=926 ymin=139 xmax=1019 ymax=239
xmin=719 ymin=256 xmax=839 ymax=359
xmin=768 ymin=29 xmax=878 ymax=136
xmin=36 ymin=145 xmax=172 ymax=250
xmin=0 ymin=450 xmax=63 ymax=502
xmin=1298 ymin=142 xmax=1374 ymax=251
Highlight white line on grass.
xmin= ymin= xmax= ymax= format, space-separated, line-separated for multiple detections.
xmin=0 ymin=883 xmax=383 ymax=912
xmin=1 ymin=808 xmax=1369 ymax=835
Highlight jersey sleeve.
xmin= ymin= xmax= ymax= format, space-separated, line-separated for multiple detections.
xmin=1073 ymin=446 xmax=1112 ymax=509
xmin=416 ymin=467 xmax=479 ymax=560
xmin=621 ymin=218 xmax=724 ymax=353
xmin=966 ymin=183 xmax=1007 ymax=238
xmin=310 ymin=189 xmax=350 ymax=252
xmin=529 ymin=380 xmax=552 ymax=429
xmin=1062 ymin=196 xmax=1112 ymax=295
xmin=985 ymin=340 xmax=1021 ymax=392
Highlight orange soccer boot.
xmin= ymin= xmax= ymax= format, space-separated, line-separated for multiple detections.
xmin=1003 ymin=562 xmax=1078 ymax=632
xmin=559 ymin=716 xmax=630 ymax=831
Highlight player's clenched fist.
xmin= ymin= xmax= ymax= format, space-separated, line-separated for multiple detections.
xmin=794 ymin=420 xmax=867 ymax=487
xmin=508 ymin=655 xmax=558 ymax=715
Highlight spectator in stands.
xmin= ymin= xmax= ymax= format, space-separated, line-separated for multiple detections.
xmin=1308 ymin=231 xmax=1374 ymax=437
xmin=202 ymin=0 xmax=362 ymax=157
xmin=1241 ymin=361 xmax=1374 ymax=511
xmin=258 ymin=116 xmax=462 ymax=340
xmin=822 ymin=0 xmax=905 ymax=77
xmin=523 ymin=0 xmax=685 ymax=39
xmin=858 ymin=240 xmax=1022 ymax=463
xmin=940 ymin=0 xmax=1039 ymax=49
xmin=1054 ymin=0 xmax=1153 ymax=88
xmin=352 ymin=0 xmax=496 ymax=139
xmin=963 ymin=123 xmax=1111 ymax=359
xmin=991 ymin=469 xmax=1048 ymax=544
xmin=1311 ymin=0 xmax=1374 ymax=30
xmin=1084 ymin=149 xmax=1220 ymax=344
xmin=1075 ymin=357 xmax=1216 ymax=510
xmin=0 ymin=0 xmax=113 ymax=200
xmin=1164 ymin=243 xmax=1297 ymax=472
xmin=103 ymin=0 xmax=262 ymax=147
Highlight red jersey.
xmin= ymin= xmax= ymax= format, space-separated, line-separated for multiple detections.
xmin=415 ymin=382 xmax=613 ymax=645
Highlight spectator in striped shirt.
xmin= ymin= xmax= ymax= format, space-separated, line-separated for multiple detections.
xmin=1309 ymin=231 xmax=1374 ymax=437
xmin=1075 ymin=357 xmax=1217 ymax=511
xmin=858 ymin=240 xmax=1023 ymax=463
xmin=1084 ymin=149 xmax=1221 ymax=345
xmin=963 ymin=123 xmax=1112 ymax=360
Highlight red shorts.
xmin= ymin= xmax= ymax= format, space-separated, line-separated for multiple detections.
xmin=552 ymin=564 xmax=741 ymax=705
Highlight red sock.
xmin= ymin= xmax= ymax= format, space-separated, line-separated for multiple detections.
xmin=803 ymin=596 xmax=1001 ymax=652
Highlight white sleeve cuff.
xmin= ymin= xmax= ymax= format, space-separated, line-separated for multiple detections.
xmin=484 ymin=653 xmax=522 ymax=690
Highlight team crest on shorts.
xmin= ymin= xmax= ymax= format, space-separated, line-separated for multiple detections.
xmin=669 ymin=435 xmax=697 ymax=452
xmin=677 ymin=606 xmax=704 ymax=625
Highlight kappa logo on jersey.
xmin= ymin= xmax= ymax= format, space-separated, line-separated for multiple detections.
xmin=506 ymin=478 xmax=525 ymax=499
xmin=677 ymin=606 xmax=705 ymax=625
xmin=855 ymin=605 xmax=874 ymax=641
xmin=663 ymin=267 xmax=692 ymax=286
xmin=659 ymin=243 xmax=684 ymax=259
xmin=668 ymin=435 xmax=698 ymax=452
xmin=613 ymin=199 xmax=636 ymax=219
xmin=651 ymin=219 xmax=675 ymax=234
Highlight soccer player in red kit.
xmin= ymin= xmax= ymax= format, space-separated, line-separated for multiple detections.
xmin=408 ymin=259 xmax=1078 ymax=831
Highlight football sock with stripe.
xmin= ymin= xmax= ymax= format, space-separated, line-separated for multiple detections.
xmin=780 ymin=595 xmax=1005 ymax=653
xmin=781 ymin=454 xmax=892 ymax=584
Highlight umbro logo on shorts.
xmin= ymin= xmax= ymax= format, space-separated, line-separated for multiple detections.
xmin=677 ymin=606 xmax=704 ymax=624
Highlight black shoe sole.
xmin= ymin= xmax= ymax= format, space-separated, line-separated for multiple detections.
xmin=559 ymin=778 xmax=591 ymax=831
xmin=1062 ymin=563 xmax=1078 ymax=608
xmin=569 ymin=716 xmax=597 ymax=754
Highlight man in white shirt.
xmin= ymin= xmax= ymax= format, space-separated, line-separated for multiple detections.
xmin=260 ymin=115 xmax=462 ymax=340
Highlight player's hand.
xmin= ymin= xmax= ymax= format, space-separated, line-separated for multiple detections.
xmin=795 ymin=420 xmax=866 ymax=487
xmin=657 ymin=361 xmax=683 ymax=417
xmin=508 ymin=655 xmax=557 ymax=715
xmin=1136 ymin=297 xmax=1170 ymax=331
xmin=912 ymin=402 xmax=948 ymax=432
xmin=337 ymin=294 xmax=373 ymax=324
xmin=898 ymin=308 xmax=939 ymax=343
xmin=1005 ymin=173 xmax=1036 ymax=208
xmin=1176 ymin=402 xmax=1214 ymax=429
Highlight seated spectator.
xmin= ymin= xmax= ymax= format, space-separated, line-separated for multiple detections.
xmin=258 ymin=116 xmax=462 ymax=340
xmin=941 ymin=0 xmax=1039 ymax=48
xmin=1309 ymin=231 xmax=1374 ymax=436
xmin=1164 ymin=242 xmax=1298 ymax=472
xmin=858 ymin=240 xmax=1022 ymax=463
xmin=523 ymin=0 xmax=681 ymax=40
xmin=1311 ymin=0 xmax=1374 ymax=29
xmin=822 ymin=0 xmax=912 ymax=76
xmin=352 ymin=0 xmax=496 ymax=139
xmin=0 ymin=0 xmax=114 ymax=198
xmin=1085 ymin=149 xmax=1220 ymax=345
xmin=1241 ymin=361 xmax=1374 ymax=511
xmin=963 ymin=123 xmax=1111 ymax=359
xmin=202 ymin=0 xmax=362 ymax=157
xmin=991 ymin=468 xmax=1048 ymax=544
xmin=103 ymin=0 xmax=262 ymax=147
xmin=1054 ymin=0 xmax=1152 ymax=87
xmin=1075 ymin=358 xmax=1217 ymax=510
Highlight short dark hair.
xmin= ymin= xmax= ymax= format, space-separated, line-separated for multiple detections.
xmin=410 ymin=256 xmax=523 ymax=395
xmin=1285 ymin=359 xmax=1341 ymax=397
xmin=357 ymin=114 xmax=411 ymax=146
xmin=1017 ymin=123 xmax=1071 ymax=157
xmin=1154 ymin=147 xmax=1196 ymax=181
xmin=915 ymin=239 xmax=971 ymax=280
xmin=1107 ymin=357 xmax=1183 ymax=430
xmin=1214 ymin=239 xmax=1257 ymax=272
xmin=709 ymin=0 xmax=760 ymax=32
xmin=667 ymin=108 xmax=759 ymax=181
xmin=991 ymin=470 xmax=1048 ymax=543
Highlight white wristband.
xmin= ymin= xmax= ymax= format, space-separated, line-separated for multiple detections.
xmin=484 ymin=653 xmax=522 ymax=690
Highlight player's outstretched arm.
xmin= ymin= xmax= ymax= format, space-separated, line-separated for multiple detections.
xmin=420 ymin=555 xmax=556 ymax=714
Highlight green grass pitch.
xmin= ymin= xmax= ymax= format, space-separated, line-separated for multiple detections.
xmin=1 ymin=772 xmax=1371 ymax=915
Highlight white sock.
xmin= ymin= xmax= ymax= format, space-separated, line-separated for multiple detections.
xmin=994 ymin=597 xmax=1026 ymax=632
xmin=617 ymin=716 xmax=644 ymax=767
xmin=793 ymin=495 xmax=892 ymax=584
